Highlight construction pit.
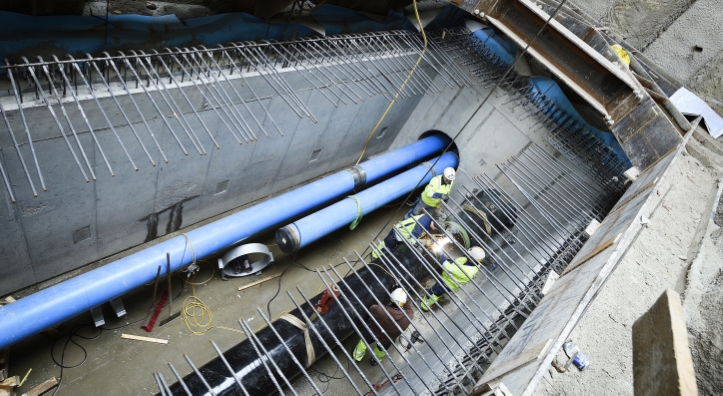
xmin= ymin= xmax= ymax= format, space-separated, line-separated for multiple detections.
xmin=0 ymin=1 xmax=722 ymax=396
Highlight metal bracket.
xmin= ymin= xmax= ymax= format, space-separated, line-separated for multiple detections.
xmin=90 ymin=306 xmax=105 ymax=327
xmin=109 ymin=298 xmax=127 ymax=318
xmin=217 ymin=243 xmax=274 ymax=279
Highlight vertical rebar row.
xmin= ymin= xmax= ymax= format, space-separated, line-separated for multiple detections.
xmin=0 ymin=31 xmax=469 ymax=201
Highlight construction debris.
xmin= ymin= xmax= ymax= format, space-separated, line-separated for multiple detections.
xmin=20 ymin=377 xmax=57 ymax=396
xmin=120 ymin=334 xmax=168 ymax=345
xmin=0 ymin=350 xmax=8 ymax=381
xmin=237 ymin=273 xmax=282 ymax=291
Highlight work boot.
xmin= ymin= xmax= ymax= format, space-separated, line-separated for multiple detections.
xmin=373 ymin=345 xmax=386 ymax=360
xmin=352 ymin=339 xmax=367 ymax=362
xmin=420 ymin=295 xmax=439 ymax=312
xmin=371 ymin=241 xmax=386 ymax=259
xmin=370 ymin=345 xmax=385 ymax=365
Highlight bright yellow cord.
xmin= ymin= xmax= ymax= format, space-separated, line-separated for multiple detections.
xmin=182 ymin=283 xmax=246 ymax=336
xmin=354 ymin=0 xmax=428 ymax=165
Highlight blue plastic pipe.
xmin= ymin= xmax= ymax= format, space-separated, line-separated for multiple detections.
xmin=0 ymin=135 xmax=451 ymax=349
xmin=276 ymin=152 xmax=459 ymax=252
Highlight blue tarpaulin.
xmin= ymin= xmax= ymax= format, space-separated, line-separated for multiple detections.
xmin=310 ymin=4 xmax=415 ymax=36
xmin=420 ymin=4 xmax=469 ymax=31
xmin=471 ymin=27 xmax=516 ymax=66
xmin=0 ymin=4 xmax=467 ymax=67
xmin=0 ymin=11 xmax=319 ymax=65
xmin=528 ymin=76 xmax=631 ymax=166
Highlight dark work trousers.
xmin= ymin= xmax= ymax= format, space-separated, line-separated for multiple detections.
xmin=361 ymin=328 xmax=391 ymax=350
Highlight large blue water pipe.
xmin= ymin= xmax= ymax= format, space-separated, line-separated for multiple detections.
xmin=276 ymin=152 xmax=459 ymax=253
xmin=0 ymin=135 xmax=451 ymax=349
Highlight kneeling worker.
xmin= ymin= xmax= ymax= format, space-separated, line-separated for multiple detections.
xmin=373 ymin=213 xmax=437 ymax=258
xmin=421 ymin=246 xmax=485 ymax=311
xmin=353 ymin=288 xmax=414 ymax=365
xmin=406 ymin=167 xmax=455 ymax=219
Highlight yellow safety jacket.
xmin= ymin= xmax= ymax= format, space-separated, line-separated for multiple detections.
xmin=441 ymin=257 xmax=479 ymax=291
xmin=421 ymin=175 xmax=453 ymax=207
xmin=394 ymin=214 xmax=428 ymax=241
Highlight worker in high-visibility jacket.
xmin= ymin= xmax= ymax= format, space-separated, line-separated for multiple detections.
xmin=420 ymin=246 xmax=486 ymax=311
xmin=352 ymin=288 xmax=413 ymax=366
xmin=372 ymin=214 xmax=436 ymax=258
xmin=406 ymin=167 xmax=455 ymax=219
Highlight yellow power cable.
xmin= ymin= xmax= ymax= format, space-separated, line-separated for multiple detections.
xmin=354 ymin=0 xmax=428 ymax=165
xmin=182 ymin=283 xmax=246 ymax=336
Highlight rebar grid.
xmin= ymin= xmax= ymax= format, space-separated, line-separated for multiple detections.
xmin=154 ymin=141 xmax=617 ymax=395
xmin=439 ymin=26 xmax=630 ymax=196
xmin=0 ymin=30 xmax=472 ymax=201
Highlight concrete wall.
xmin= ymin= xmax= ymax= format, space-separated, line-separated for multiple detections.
xmin=389 ymin=70 xmax=567 ymax=207
xmin=0 ymin=68 xmax=425 ymax=295
xmin=571 ymin=0 xmax=723 ymax=116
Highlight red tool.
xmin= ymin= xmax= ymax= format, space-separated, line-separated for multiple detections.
xmin=314 ymin=284 xmax=340 ymax=314
xmin=142 ymin=290 xmax=169 ymax=333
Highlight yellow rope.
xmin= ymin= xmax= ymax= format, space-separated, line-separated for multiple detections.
xmin=366 ymin=262 xmax=395 ymax=280
xmin=354 ymin=0 xmax=428 ymax=165
xmin=182 ymin=283 xmax=246 ymax=336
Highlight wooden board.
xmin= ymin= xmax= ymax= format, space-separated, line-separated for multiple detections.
xmin=21 ymin=377 xmax=57 ymax=396
xmin=0 ymin=376 xmax=19 ymax=391
xmin=606 ymin=177 xmax=658 ymax=218
xmin=120 ymin=334 xmax=168 ymax=344
xmin=478 ymin=338 xmax=553 ymax=385
xmin=560 ymin=234 xmax=621 ymax=277
xmin=238 ymin=273 xmax=282 ymax=291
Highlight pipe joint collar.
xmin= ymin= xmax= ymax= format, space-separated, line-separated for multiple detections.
xmin=276 ymin=224 xmax=301 ymax=254
xmin=346 ymin=166 xmax=367 ymax=189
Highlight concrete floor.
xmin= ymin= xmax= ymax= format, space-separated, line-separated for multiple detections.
xmin=8 ymin=203 xmax=409 ymax=395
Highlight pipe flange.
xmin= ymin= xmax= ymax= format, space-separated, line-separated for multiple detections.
xmin=217 ymin=243 xmax=274 ymax=278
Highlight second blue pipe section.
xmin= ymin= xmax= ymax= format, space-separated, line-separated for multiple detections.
xmin=277 ymin=152 xmax=459 ymax=252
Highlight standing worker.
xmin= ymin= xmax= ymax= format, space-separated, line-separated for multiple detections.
xmin=420 ymin=246 xmax=486 ymax=311
xmin=352 ymin=288 xmax=414 ymax=366
xmin=373 ymin=213 xmax=437 ymax=258
xmin=406 ymin=167 xmax=456 ymax=219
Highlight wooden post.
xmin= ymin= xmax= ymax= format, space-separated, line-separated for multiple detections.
xmin=632 ymin=289 xmax=698 ymax=396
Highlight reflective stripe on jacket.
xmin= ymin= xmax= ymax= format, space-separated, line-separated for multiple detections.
xmin=441 ymin=257 xmax=479 ymax=291
xmin=421 ymin=175 xmax=453 ymax=207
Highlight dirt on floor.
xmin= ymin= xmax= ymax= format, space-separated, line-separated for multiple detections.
xmin=534 ymin=129 xmax=723 ymax=396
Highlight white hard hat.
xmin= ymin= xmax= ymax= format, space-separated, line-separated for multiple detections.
xmin=469 ymin=246 xmax=485 ymax=262
xmin=390 ymin=288 xmax=408 ymax=307
xmin=443 ymin=167 xmax=456 ymax=181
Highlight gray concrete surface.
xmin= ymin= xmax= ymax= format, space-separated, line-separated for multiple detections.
xmin=0 ymin=59 xmax=426 ymax=296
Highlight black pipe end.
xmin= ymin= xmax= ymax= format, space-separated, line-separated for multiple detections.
xmin=276 ymin=225 xmax=300 ymax=254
